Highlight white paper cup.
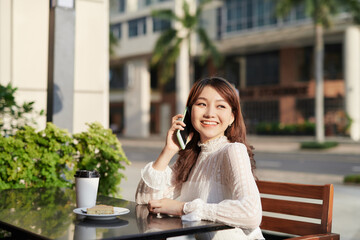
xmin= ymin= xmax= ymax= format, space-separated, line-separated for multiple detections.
xmin=75 ymin=170 xmax=100 ymax=208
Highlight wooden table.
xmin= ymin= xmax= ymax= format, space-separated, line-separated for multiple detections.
xmin=0 ymin=188 xmax=232 ymax=239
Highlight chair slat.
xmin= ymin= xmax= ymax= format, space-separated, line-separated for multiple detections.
xmin=320 ymin=183 xmax=334 ymax=233
xmin=257 ymin=181 xmax=324 ymax=199
xmin=257 ymin=180 xmax=337 ymax=238
xmin=260 ymin=216 xmax=322 ymax=236
xmin=261 ymin=198 xmax=323 ymax=219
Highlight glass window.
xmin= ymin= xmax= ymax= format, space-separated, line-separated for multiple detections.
xmin=153 ymin=17 xmax=171 ymax=32
xmin=110 ymin=23 xmax=122 ymax=39
xmin=246 ymin=51 xmax=279 ymax=86
xmin=128 ymin=17 xmax=147 ymax=38
xmin=139 ymin=0 xmax=172 ymax=9
xmin=110 ymin=65 xmax=126 ymax=89
xmin=297 ymin=44 xmax=343 ymax=82
xmin=118 ymin=0 xmax=125 ymax=13
xmin=242 ymin=100 xmax=279 ymax=133
xmin=324 ymin=44 xmax=343 ymax=80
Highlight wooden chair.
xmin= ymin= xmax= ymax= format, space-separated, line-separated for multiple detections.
xmin=256 ymin=180 xmax=340 ymax=240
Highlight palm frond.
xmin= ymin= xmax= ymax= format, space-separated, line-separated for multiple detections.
xmin=151 ymin=28 xmax=178 ymax=66
xmin=197 ymin=27 xmax=223 ymax=67
xmin=343 ymin=0 xmax=360 ymax=24
xmin=276 ymin=0 xmax=303 ymax=17
xmin=109 ymin=31 xmax=118 ymax=56
xmin=151 ymin=9 xmax=180 ymax=22
xmin=156 ymin=38 xmax=183 ymax=85
xmin=181 ymin=1 xmax=197 ymax=30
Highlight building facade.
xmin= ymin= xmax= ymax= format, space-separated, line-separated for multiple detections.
xmin=0 ymin=0 xmax=109 ymax=133
xmin=109 ymin=0 xmax=360 ymax=141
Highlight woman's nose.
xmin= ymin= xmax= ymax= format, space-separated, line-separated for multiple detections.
xmin=204 ymin=106 xmax=215 ymax=118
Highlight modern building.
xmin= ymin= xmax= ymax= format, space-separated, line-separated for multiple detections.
xmin=0 ymin=0 xmax=109 ymax=133
xmin=109 ymin=0 xmax=360 ymax=141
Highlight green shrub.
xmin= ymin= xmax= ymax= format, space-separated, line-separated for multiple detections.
xmin=300 ymin=141 xmax=338 ymax=149
xmin=256 ymin=121 xmax=315 ymax=135
xmin=0 ymin=122 xmax=130 ymax=197
xmin=344 ymin=174 xmax=360 ymax=184
xmin=0 ymin=83 xmax=44 ymax=136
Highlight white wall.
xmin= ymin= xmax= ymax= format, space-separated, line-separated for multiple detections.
xmin=0 ymin=0 xmax=109 ymax=134
xmin=0 ymin=0 xmax=48 ymax=130
xmin=73 ymin=0 xmax=109 ymax=133
xmin=344 ymin=26 xmax=360 ymax=141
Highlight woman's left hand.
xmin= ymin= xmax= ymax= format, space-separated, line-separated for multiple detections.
xmin=148 ymin=198 xmax=185 ymax=216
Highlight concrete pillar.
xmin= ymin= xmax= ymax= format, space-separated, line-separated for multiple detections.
xmin=50 ymin=4 xmax=75 ymax=132
xmin=72 ymin=0 xmax=109 ymax=133
xmin=174 ymin=0 xmax=194 ymax=114
xmin=176 ymin=40 xmax=190 ymax=114
xmin=0 ymin=0 xmax=12 ymax=85
xmin=124 ymin=59 xmax=150 ymax=138
xmin=344 ymin=26 xmax=360 ymax=141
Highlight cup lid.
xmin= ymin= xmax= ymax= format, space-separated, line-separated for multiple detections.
xmin=74 ymin=170 xmax=100 ymax=178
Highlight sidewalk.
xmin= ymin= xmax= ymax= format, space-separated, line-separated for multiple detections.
xmin=119 ymin=134 xmax=360 ymax=155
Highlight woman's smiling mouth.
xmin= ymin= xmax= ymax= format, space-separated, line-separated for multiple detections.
xmin=201 ymin=121 xmax=218 ymax=126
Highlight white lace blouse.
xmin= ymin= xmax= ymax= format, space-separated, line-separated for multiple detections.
xmin=135 ymin=136 xmax=264 ymax=240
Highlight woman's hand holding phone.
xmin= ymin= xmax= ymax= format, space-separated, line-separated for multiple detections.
xmin=166 ymin=114 xmax=187 ymax=151
xmin=152 ymin=113 xmax=186 ymax=171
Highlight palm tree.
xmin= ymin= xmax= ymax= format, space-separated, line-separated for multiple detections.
xmin=109 ymin=31 xmax=118 ymax=57
xmin=151 ymin=0 xmax=222 ymax=113
xmin=276 ymin=0 xmax=360 ymax=143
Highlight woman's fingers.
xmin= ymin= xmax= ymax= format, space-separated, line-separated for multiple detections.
xmin=172 ymin=114 xmax=183 ymax=123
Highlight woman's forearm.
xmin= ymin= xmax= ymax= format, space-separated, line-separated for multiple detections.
xmin=152 ymin=146 xmax=178 ymax=171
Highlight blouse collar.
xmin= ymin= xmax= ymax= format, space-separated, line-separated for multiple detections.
xmin=198 ymin=135 xmax=229 ymax=154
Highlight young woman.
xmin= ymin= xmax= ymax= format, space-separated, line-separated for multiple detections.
xmin=136 ymin=77 xmax=264 ymax=240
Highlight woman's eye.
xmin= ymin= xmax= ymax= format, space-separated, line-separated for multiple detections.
xmin=197 ymin=102 xmax=206 ymax=106
xmin=217 ymin=105 xmax=226 ymax=109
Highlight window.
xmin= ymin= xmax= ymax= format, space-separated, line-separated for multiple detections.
xmin=297 ymin=44 xmax=343 ymax=82
xmin=324 ymin=44 xmax=343 ymax=80
xmin=110 ymin=23 xmax=122 ymax=39
xmin=242 ymin=100 xmax=279 ymax=133
xmin=128 ymin=17 xmax=147 ymax=38
xmin=153 ymin=17 xmax=171 ymax=32
xmin=139 ymin=0 xmax=172 ymax=9
xmin=110 ymin=66 xmax=126 ymax=89
xmin=220 ymin=0 xmax=310 ymax=37
xmin=118 ymin=0 xmax=125 ymax=13
xmin=246 ymin=51 xmax=279 ymax=86
xmin=223 ymin=0 xmax=277 ymax=33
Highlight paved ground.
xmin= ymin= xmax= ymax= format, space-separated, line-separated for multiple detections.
xmin=117 ymin=135 xmax=360 ymax=240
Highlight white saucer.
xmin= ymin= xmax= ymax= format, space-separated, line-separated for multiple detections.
xmin=73 ymin=207 xmax=130 ymax=220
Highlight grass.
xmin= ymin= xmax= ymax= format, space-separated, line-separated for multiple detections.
xmin=344 ymin=174 xmax=360 ymax=184
xmin=300 ymin=141 xmax=339 ymax=149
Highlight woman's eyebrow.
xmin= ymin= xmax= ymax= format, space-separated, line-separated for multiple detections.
xmin=196 ymin=97 xmax=227 ymax=102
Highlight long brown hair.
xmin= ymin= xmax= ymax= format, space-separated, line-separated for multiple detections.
xmin=174 ymin=77 xmax=256 ymax=184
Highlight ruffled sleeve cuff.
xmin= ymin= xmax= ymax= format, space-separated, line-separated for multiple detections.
xmin=141 ymin=162 xmax=173 ymax=190
xmin=181 ymin=198 xmax=217 ymax=222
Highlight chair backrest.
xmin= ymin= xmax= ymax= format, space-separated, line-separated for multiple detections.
xmin=256 ymin=180 xmax=334 ymax=237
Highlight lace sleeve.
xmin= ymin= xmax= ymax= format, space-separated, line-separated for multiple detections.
xmin=135 ymin=162 xmax=181 ymax=204
xmin=182 ymin=143 xmax=262 ymax=229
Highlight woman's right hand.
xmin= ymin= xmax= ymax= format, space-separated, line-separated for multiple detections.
xmin=164 ymin=114 xmax=186 ymax=152
xmin=153 ymin=114 xmax=189 ymax=171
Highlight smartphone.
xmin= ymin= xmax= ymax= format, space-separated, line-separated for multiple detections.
xmin=176 ymin=107 xmax=192 ymax=150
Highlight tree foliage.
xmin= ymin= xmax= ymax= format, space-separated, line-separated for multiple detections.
xmin=0 ymin=83 xmax=44 ymax=136
xmin=151 ymin=0 xmax=222 ymax=85
xmin=0 ymin=122 xmax=130 ymax=197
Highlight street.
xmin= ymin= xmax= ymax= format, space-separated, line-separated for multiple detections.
xmin=123 ymin=145 xmax=360 ymax=176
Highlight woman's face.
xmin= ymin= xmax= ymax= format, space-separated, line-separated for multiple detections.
xmin=191 ymin=86 xmax=234 ymax=143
